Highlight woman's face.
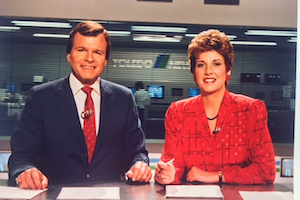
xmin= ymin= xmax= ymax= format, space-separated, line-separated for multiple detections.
xmin=193 ymin=50 xmax=231 ymax=96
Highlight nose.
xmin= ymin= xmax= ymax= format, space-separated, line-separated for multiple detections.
xmin=85 ymin=51 xmax=94 ymax=62
xmin=204 ymin=64 xmax=213 ymax=75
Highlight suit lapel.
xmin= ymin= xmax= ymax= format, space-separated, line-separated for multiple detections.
xmin=54 ymin=77 xmax=87 ymax=150
xmin=93 ymin=79 xmax=116 ymax=157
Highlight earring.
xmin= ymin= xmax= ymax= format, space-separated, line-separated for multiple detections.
xmin=226 ymin=75 xmax=231 ymax=81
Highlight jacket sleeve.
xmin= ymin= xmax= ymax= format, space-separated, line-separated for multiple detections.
xmin=122 ymin=91 xmax=149 ymax=172
xmin=8 ymin=87 xmax=44 ymax=185
xmin=222 ymin=100 xmax=276 ymax=184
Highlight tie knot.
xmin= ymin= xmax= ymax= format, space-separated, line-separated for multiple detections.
xmin=82 ymin=86 xmax=93 ymax=95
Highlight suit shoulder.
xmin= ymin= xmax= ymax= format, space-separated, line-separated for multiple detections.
xmin=30 ymin=77 xmax=65 ymax=93
xmin=101 ymin=79 xmax=131 ymax=94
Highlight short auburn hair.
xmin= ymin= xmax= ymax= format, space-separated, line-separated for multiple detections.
xmin=188 ymin=29 xmax=234 ymax=73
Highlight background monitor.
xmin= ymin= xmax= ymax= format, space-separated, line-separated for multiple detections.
xmin=281 ymin=158 xmax=294 ymax=177
xmin=4 ymin=83 xmax=15 ymax=92
xmin=21 ymin=83 xmax=36 ymax=92
xmin=148 ymin=85 xmax=164 ymax=99
xmin=171 ymin=88 xmax=183 ymax=96
xmin=129 ymin=87 xmax=136 ymax=94
xmin=265 ymin=74 xmax=281 ymax=85
xmin=240 ymin=73 xmax=261 ymax=83
xmin=271 ymin=91 xmax=283 ymax=101
xmin=188 ymin=88 xmax=200 ymax=97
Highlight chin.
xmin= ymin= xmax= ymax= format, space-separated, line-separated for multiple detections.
xmin=81 ymin=78 xmax=97 ymax=85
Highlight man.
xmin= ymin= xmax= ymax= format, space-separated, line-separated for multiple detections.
xmin=8 ymin=21 xmax=152 ymax=189
xmin=133 ymin=81 xmax=150 ymax=127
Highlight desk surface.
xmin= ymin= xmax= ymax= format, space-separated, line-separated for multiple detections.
xmin=0 ymin=178 xmax=293 ymax=200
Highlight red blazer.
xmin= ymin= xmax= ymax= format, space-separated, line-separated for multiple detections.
xmin=161 ymin=90 xmax=275 ymax=184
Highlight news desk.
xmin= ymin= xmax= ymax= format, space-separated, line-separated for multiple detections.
xmin=0 ymin=178 xmax=293 ymax=200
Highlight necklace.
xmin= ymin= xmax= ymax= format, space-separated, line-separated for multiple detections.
xmin=207 ymin=114 xmax=218 ymax=121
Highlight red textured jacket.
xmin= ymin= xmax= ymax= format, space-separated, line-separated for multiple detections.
xmin=161 ymin=90 xmax=276 ymax=184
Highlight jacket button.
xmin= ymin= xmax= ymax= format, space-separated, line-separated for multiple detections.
xmin=87 ymin=174 xmax=90 ymax=178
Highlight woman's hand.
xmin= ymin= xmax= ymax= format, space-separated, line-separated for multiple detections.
xmin=186 ymin=167 xmax=220 ymax=183
xmin=154 ymin=161 xmax=176 ymax=185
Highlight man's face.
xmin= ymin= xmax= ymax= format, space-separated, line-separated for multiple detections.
xmin=67 ymin=32 xmax=108 ymax=85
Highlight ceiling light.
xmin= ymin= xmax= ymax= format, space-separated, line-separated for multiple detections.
xmin=33 ymin=33 xmax=69 ymax=38
xmin=231 ymin=41 xmax=277 ymax=46
xmin=185 ymin=33 xmax=237 ymax=40
xmin=11 ymin=21 xmax=72 ymax=28
xmin=133 ymin=34 xmax=182 ymax=42
xmin=132 ymin=26 xmax=187 ymax=33
xmin=287 ymin=37 xmax=297 ymax=43
xmin=108 ymin=31 xmax=131 ymax=36
xmin=0 ymin=26 xmax=21 ymax=31
xmin=245 ymin=30 xmax=296 ymax=37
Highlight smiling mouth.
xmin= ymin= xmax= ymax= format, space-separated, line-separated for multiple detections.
xmin=82 ymin=65 xmax=95 ymax=69
xmin=204 ymin=78 xmax=216 ymax=83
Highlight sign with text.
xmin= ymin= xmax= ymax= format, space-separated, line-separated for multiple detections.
xmin=138 ymin=0 xmax=172 ymax=2
xmin=205 ymin=0 xmax=239 ymax=5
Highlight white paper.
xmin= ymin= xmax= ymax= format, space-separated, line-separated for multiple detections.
xmin=165 ymin=185 xmax=223 ymax=199
xmin=57 ymin=187 xmax=120 ymax=199
xmin=239 ymin=191 xmax=294 ymax=200
xmin=0 ymin=186 xmax=46 ymax=199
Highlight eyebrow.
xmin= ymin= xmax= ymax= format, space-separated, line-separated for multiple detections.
xmin=74 ymin=46 xmax=104 ymax=52
xmin=196 ymin=58 xmax=223 ymax=62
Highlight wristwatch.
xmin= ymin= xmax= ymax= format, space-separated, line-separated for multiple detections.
xmin=218 ymin=171 xmax=223 ymax=184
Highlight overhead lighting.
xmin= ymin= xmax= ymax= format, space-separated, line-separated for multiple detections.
xmin=33 ymin=33 xmax=69 ymax=38
xmin=108 ymin=31 xmax=131 ymax=36
xmin=287 ymin=37 xmax=297 ymax=43
xmin=33 ymin=31 xmax=130 ymax=38
xmin=0 ymin=26 xmax=21 ymax=31
xmin=11 ymin=20 xmax=72 ymax=28
xmin=185 ymin=33 xmax=237 ymax=40
xmin=133 ymin=34 xmax=182 ymax=42
xmin=231 ymin=41 xmax=277 ymax=46
xmin=245 ymin=30 xmax=297 ymax=37
xmin=132 ymin=26 xmax=187 ymax=33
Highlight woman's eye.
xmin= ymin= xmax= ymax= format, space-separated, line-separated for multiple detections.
xmin=196 ymin=63 xmax=204 ymax=67
xmin=214 ymin=62 xmax=221 ymax=66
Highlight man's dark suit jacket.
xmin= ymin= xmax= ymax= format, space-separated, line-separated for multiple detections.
xmin=8 ymin=76 xmax=149 ymax=185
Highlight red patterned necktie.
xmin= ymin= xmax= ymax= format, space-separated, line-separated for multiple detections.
xmin=82 ymin=86 xmax=96 ymax=164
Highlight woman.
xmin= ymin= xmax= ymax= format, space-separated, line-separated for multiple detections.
xmin=155 ymin=29 xmax=275 ymax=185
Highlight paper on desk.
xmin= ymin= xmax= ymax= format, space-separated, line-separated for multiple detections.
xmin=239 ymin=191 xmax=293 ymax=200
xmin=57 ymin=187 xmax=120 ymax=199
xmin=165 ymin=185 xmax=223 ymax=199
xmin=0 ymin=186 xmax=46 ymax=199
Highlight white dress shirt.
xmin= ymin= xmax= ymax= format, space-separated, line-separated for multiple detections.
xmin=69 ymin=73 xmax=100 ymax=134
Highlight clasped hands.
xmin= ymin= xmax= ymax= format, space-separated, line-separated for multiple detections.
xmin=155 ymin=161 xmax=221 ymax=185
xmin=16 ymin=161 xmax=152 ymax=190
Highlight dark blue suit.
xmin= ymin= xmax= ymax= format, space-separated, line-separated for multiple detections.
xmin=8 ymin=76 xmax=149 ymax=185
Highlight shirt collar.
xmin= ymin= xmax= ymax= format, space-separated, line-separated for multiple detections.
xmin=69 ymin=73 xmax=100 ymax=96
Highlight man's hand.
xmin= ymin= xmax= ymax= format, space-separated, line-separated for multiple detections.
xmin=126 ymin=161 xmax=152 ymax=182
xmin=16 ymin=168 xmax=48 ymax=190
xmin=154 ymin=161 xmax=175 ymax=185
